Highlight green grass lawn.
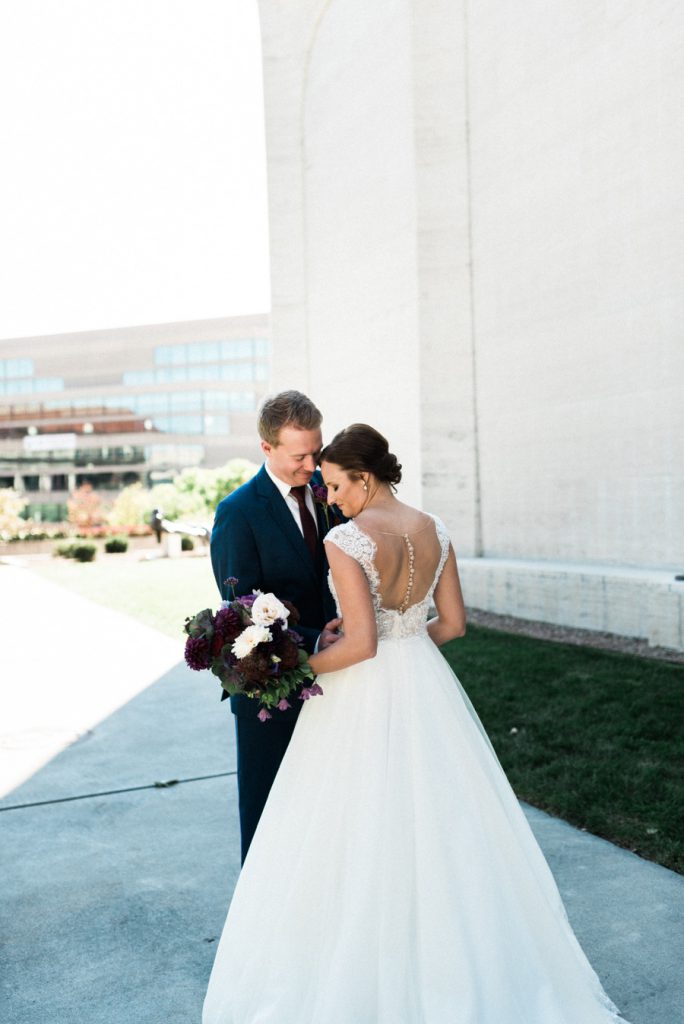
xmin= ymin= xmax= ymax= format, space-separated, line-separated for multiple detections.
xmin=442 ymin=629 xmax=683 ymax=874
xmin=31 ymin=552 xmax=218 ymax=641
xmin=29 ymin=553 xmax=684 ymax=873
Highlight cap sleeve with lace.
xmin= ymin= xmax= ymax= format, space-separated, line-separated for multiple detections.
xmin=323 ymin=522 xmax=380 ymax=601
xmin=427 ymin=513 xmax=451 ymax=599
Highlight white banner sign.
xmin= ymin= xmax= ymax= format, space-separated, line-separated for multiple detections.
xmin=22 ymin=432 xmax=77 ymax=452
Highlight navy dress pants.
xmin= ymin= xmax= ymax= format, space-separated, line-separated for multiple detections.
xmin=234 ymin=714 xmax=298 ymax=864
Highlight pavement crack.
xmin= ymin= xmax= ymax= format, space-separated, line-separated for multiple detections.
xmin=0 ymin=770 xmax=236 ymax=812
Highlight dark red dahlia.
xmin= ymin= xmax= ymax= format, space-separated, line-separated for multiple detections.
xmin=211 ymin=632 xmax=226 ymax=657
xmin=214 ymin=606 xmax=242 ymax=642
xmin=184 ymin=636 xmax=212 ymax=671
xmin=238 ymin=649 xmax=272 ymax=683
xmin=278 ymin=636 xmax=300 ymax=670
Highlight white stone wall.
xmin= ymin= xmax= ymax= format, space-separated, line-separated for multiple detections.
xmin=467 ymin=1 xmax=684 ymax=569
xmin=303 ymin=0 xmax=423 ymax=504
xmin=258 ymin=0 xmax=684 ymax=591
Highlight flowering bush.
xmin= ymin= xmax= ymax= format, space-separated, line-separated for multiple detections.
xmin=0 ymin=488 xmax=27 ymax=540
xmin=67 ymin=484 xmax=106 ymax=532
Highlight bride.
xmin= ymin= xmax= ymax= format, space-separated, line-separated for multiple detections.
xmin=202 ymin=424 xmax=631 ymax=1024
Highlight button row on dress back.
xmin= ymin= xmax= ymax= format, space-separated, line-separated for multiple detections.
xmin=397 ymin=533 xmax=415 ymax=614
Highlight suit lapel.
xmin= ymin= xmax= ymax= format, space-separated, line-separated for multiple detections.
xmin=255 ymin=466 xmax=318 ymax=583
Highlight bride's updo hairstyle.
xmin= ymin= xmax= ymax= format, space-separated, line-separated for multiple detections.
xmin=320 ymin=424 xmax=402 ymax=489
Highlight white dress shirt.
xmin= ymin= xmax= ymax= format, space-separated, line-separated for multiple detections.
xmin=264 ymin=461 xmax=319 ymax=537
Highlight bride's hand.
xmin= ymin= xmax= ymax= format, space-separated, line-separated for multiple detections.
xmin=318 ymin=618 xmax=343 ymax=650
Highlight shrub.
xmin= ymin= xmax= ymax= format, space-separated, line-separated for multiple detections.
xmin=71 ymin=542 xmax=97 ymax=562
xmin=54 ymin=542 xmax=77 ymax=559
xmin=104 ymin=536 xmax=128 ymax=554
xmin=181 ymin=536 xmax=195 ymax=552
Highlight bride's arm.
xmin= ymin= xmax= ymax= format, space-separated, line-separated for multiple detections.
xmin=427 ymin=544 xmax=467 ymax=646
xmin=307 ymin=544 xmax=377 ymax=675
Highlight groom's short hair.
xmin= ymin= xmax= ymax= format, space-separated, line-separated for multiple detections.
xmin=258 ymin=390 xmax=322 ymax=446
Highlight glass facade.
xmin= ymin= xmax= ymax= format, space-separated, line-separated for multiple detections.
xmin=0 ymin=392 xmax=252 ymax=437
xmin=0 ymin=324 xmax=269 ymax=509
xmin=0 ymin=357 xmax=64 ymax=395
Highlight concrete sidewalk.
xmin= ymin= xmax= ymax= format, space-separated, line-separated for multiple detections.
xmin=1 ymin=562 xmax=682 ymax=1023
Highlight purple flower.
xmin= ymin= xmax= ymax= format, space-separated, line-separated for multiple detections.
xmin=214 ymin=605 xmax=242 ymax=641
xmin=257 ymin=707 xmax=272 ymax=722
xmin=277 ymin=698 xmax=291 ymax=712
xmin=311 ymin=484 xmax=328 ymax=503
xmin=309 ymin=682 xmax=323 ymax=697
xmin=225 ymin=576 xmax=239 ymax=587
xmin=299 ymin=687 xmax=313 ymax=701
xmin=184 ymin=636 xmax=212 ymax=671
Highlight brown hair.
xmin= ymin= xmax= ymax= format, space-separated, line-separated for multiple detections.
xmin=257 ymin=390 xmax=323 ymax=446
xmin=320 ymin=424 xmax=402 ymax=486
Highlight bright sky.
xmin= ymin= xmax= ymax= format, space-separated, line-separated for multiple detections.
xmin=0 ymin=0 xmax=270 ymax=341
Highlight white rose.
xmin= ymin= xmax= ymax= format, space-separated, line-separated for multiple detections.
xmin=251 ymin=592 xmax=290 ymax=627
xmin=231 ymin=623 xmax=273 ymax=660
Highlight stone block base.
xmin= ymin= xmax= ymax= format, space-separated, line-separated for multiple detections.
xmin=458 ymin=558 xmax=684 ymax=653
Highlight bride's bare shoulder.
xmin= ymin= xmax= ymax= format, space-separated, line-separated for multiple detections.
xmin=355 ymin=501 xmax=433 ymax=535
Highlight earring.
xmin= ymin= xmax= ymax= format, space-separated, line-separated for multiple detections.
xmin=362 ymin=480 xmax=368 ymax=491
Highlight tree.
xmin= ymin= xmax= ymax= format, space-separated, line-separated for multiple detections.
xmin=67 ymin=484 xmax=105 ymax=531
xmin=0 ymin=488 xmax=27 ymax=539
xmin=210 ymin=458 xmax=258 ymax=511
xmin=107 ymin=482 xmax=154 ymax=528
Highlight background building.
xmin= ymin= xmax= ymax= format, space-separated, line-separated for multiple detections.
xmin=0 ymin=315 xmax=269 ymax=521
xmin=256 ymin=0 xmax=683 ymax=650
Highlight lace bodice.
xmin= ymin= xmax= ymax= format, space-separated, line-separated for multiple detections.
xmin=324 ymin=515 xmax=451 ymax=640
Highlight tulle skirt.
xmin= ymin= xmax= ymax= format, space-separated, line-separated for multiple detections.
xmin=203 ymin=634 xmax=631 ymax=1023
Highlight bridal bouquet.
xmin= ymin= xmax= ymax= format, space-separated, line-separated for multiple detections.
xmin=183 ymin=580 xmax=322 ymax=721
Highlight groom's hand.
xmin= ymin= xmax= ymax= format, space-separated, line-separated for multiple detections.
xmin=318 ymin=618 xmax=343 ymax=650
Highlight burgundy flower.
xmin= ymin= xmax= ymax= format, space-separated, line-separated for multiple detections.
xmin=184 ymin=636 xmax=212 ymax=671
xmin=278 ymin=636 xmax=300 ymax=670
xmin=210 ymin=633 xmax=223 ymax=657
xmin=214 ymin=606 xmax=242 ymax=643
xmin=239 ymin=649 xmax=272 ymax=683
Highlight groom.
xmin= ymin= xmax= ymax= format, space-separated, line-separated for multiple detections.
xmin=211 ymin=390 xmax=342 ymax=863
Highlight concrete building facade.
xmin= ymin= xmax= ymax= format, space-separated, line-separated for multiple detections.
xmin=257 ymin=0 xmax=684 ymax=649
xmin=0 ymin=315 xmax=269 ymax=520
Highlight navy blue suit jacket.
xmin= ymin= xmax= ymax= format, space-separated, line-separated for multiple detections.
xmin=210 ymin=465 xmax=340 ymax=721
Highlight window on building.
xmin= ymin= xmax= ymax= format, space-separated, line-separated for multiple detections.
xmin=169 ymin=391 xmax=201 ymax=411
xmin=5 ymin=379 xmax=32 ymax=395
xmin=191 ymin=341 xmax=220 ymax=362
xmin=4 ymin=358 xmax=34 ymax=378
xmin=203 ymin=414 xmax=230 ymax=435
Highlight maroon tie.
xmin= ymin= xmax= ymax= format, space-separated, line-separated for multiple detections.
xmin=290 ymin=486 xmax=319 ymax=561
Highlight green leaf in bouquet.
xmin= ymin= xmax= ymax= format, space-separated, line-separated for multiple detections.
xmin=184 ymin=607 xmax=215 ymax=639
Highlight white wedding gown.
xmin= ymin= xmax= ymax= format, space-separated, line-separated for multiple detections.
xmin=203 ymin=516 xmax=631 ymax=1024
